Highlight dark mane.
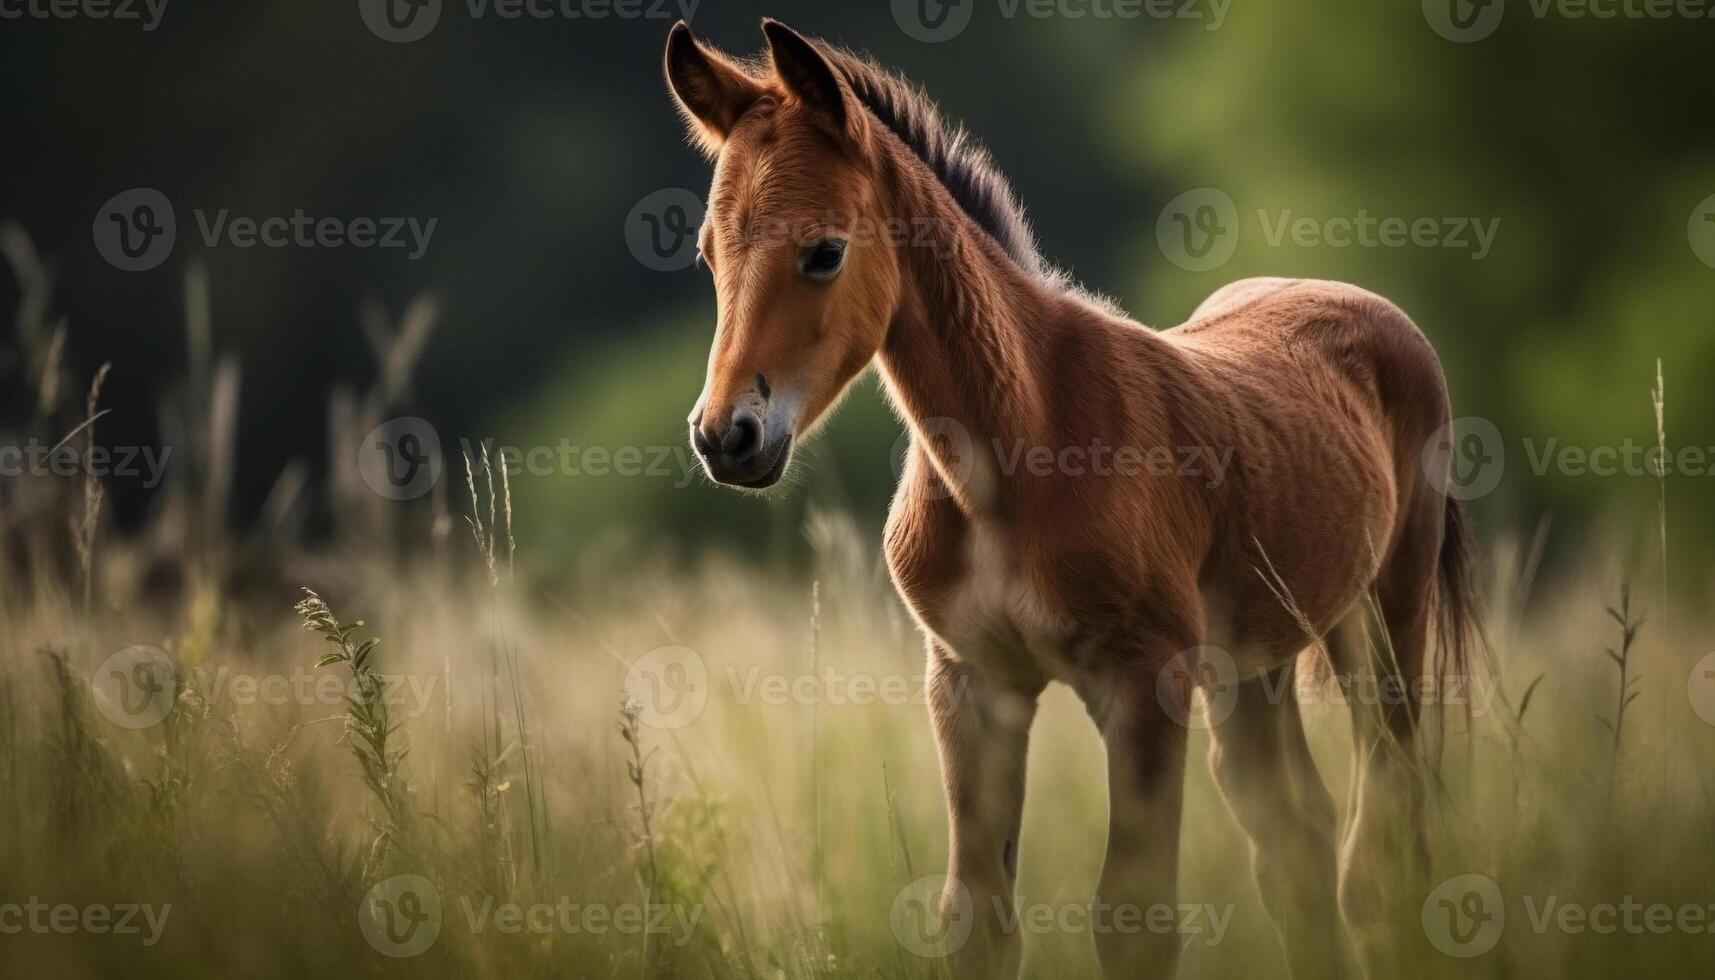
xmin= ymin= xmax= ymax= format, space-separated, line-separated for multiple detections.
xmin=816 ymin=45 xmax=1052 ymax=283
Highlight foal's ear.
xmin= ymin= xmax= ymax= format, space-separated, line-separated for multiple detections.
xmin=761 ymin=20 xmax=867 ymax=147
xmin=664 ymin=21 xmax=763 ymax=156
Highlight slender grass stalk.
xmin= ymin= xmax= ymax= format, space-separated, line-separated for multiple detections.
xmin=809 ymin=579 xmax=823 ymax=925
xmin=296 ymin=589 xmax=414 ymax=869
xmin=618 ymin=694 xmax=659 ymax=978
xmin=1651 ymin=359 xmax=1668 ymax=624
xmin=463 ymin=445 xmax=544 ymax=880
xmin=1598 ymin=584 xmax=1644 ymax=772
xmin=62 ymin=364 xmax=111 ymax=616
xmin=1651 ymin=359 xmax=1671 ymax=804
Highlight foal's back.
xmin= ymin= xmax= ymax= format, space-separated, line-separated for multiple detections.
xmin=1156 ymin=277 xmax=1452 ymax=658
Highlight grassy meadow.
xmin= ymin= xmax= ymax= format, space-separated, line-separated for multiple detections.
xmin=3 ymin=246 xmax=1714 ymax=980
xmin=5 ymin=488 xmax=1715 ymax=978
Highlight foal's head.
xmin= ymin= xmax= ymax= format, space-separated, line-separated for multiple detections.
xmin=665 ymin=20 xmax=899 ymax=489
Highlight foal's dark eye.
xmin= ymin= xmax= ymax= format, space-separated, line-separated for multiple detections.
xmin=694 ymin=248 xmax=707 ymax=271
xmin=799 ymin=239 xmax=847 ymax=280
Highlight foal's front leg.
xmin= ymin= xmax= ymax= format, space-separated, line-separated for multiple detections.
xmin=927 ymin=643 xmax=1042 ymax=978
xmin=1080 ymin=640 xmax=1196 ymax=979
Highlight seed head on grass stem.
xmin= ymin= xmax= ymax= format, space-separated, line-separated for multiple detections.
xmin=295 ymin=588 xmax=413 ymax=864
xmin=617 ymin=693 xmax=660 ymax=894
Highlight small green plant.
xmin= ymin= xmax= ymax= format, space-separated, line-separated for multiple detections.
xmin=467 ymin=740 xmax=519 ymax=896
xmin=295 ymin=588 xmax=413 ymax=868
xmin=1598 ymin=584 xmax=1645 ymax=767
xmin=618 ymin=693 xmax=660 ymax=893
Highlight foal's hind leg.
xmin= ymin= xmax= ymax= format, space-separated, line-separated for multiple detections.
xmin=1208 ymin=661 xmax=1346 ymax=980
xmin=1077 ymin=633 xmax=1198 ymax=979
xmin=1331 ymin=521 xmax=1439 ymax=978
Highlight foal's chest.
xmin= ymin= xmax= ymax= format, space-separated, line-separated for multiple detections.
xmin=888 ymin=510 xmax=1078 ymax=685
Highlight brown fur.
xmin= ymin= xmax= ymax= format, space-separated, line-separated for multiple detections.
xmin=664 ymin=21 xmax=1477 ymax=978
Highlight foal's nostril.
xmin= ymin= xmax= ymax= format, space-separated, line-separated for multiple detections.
xmin=722 ymin=413 xmax=762 ymax=461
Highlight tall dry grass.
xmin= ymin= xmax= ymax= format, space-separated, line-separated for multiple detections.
xmin=3 ymin=237 xmax=1714 ymax=979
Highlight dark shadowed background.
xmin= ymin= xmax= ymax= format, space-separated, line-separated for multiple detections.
xmin=2 ymin=0 xmax=1712 ymax=582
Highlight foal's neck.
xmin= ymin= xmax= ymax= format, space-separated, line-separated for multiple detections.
xmin=873 ymin=178 xmax=1069 ymax=510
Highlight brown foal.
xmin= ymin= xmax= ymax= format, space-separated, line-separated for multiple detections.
xmin=664 ymin=20 xmax=1478 ymax=979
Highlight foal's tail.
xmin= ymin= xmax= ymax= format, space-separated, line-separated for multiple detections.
xmin=1433 ymin=495 xmax=1486 ymax=740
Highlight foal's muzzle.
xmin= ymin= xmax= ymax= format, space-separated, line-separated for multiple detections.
xmin=692 ymin=407 xmax=791 ymax=488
